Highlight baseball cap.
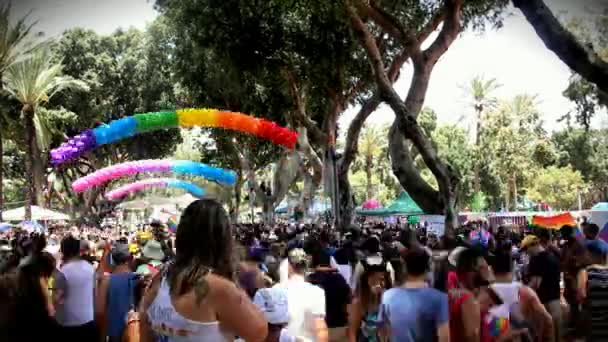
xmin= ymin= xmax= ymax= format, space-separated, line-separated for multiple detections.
xmin=253 ymin=287 xmax=289 ymax=325
xmin=520 ymin=235 xmax=539 ymax=250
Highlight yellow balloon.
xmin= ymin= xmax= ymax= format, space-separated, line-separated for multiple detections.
xmin=177 ymin=108 xmax=220 ymax=127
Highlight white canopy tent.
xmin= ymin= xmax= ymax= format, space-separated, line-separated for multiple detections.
xmin=2 ymin=206 xmax=70 ymax=221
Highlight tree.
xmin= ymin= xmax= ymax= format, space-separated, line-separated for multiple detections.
xmin=513 ymin=0 xmax=608 ymax=94
xmin=156 ymin=0 xmax=419 ymax=228
xmin=0 ymin=3 xmax=37 ymax=220
xmin=464 ymin=75 xmax=500 ymax=193
xmin=552 ymin=128 xmax=608 ymax=206
xmin=481 ymin=94 xmax=544 ymax=210
xmin=44 ymin=23 xmax=183 ymax=223
xmin=356 ymin=123 xmax=387 ymax=200
xmin=346 ymin=0 xmax=509 ymax=236
xmin=3 ymin=47 xmax=88 ymax=219
xmin=431 ymin=124 xmax=475 ymax=206
xmin=526 ymin=166 xmax=586 ymax=210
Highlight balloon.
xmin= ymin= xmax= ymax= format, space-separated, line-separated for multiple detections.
xmin=72 ymin=159 xmax=236 ymax=193
xmin=105 ymin=178 xmax=205 ymax=200
xmin=50 ymin=109 xmax=298 ymax=165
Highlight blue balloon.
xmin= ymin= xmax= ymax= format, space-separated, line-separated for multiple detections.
xmin=93 ymin=117 xmax=137 ymax=145
xmin=170 ymin=161 xmax=236 ymax=186
xmin=167 ymin=180 xmax=205 ymax=198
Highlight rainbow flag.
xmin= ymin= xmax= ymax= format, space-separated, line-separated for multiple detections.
xmin=489 ymin=317 xmax=509 ymax=337
xmin=167 ymin=215 xmax=178 ymax=233
xmin=531 ymin=213 xmax=575 ymax=230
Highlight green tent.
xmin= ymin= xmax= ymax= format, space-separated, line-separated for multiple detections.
xmin=355 ymin=207 xmax=392 ymax=216
xmin=385 ymin=191 xmax=424 ymax=216
xmin=355 ymin=192 xmax=424 ymax=217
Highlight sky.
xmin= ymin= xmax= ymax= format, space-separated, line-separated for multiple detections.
xmin=11 ymin=0 xmax=608 ymax=135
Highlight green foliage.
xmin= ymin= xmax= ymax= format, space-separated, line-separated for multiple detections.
xmin=50 ymin=24 xmax=181 ymax=160
xmin=526 ymin=166 xmax=586 ymax=210
xmin=432 ymin=124 xmax=475 ymax=204
xmin=561 ymin=13 xmax=608 ymax=128
xmin=552 ymin=128 xmax=608 ymax=205
xmin=0 ymin=3 xmax=37 ymax=75
xmin=478 ymin=94 xmax=546 ymax=209
xmin=470 ymin=191 xmax=488 ymax=212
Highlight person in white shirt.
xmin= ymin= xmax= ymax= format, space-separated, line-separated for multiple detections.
xmin=252 ymin=287 xmax=301 ymax=342
xmin=280 ymin=248 xmax=328 ymax=342
xmin=56 ymin=235 xmax=98 ymax=341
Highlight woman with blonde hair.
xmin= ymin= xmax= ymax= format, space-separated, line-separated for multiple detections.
xmin=140 ymin=199 xmax=268 ymax=342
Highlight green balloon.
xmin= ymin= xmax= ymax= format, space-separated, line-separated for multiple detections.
xmin=134 ymin=111 xmax=178 ymax=132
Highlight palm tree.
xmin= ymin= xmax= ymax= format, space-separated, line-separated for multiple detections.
xmin=0 ymin=3 xmax=36 ymax=220
xmin=358 ymin=123 xmax=388 ymax=200
xmin=3 ymin=47 xmax=89 ymax=219
xmin=465 ymin=76 xmax=501 ymax=193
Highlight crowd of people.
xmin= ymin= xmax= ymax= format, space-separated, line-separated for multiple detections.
xmin=0 ymin=198 xmax=606 ymax=342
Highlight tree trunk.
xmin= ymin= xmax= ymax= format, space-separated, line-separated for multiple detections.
xmin=513 ymin=0 xmax=608 ymax=94
xmin=511 ymin=176 xmax=518 ymax=211
xmin=365 ymin=158 xmax=373 ymax=200
xmin=337 ymin=174 xmax=355 ymax=231
xmin=473 ymin=108 xmax=482 ymax=193
xmin=262 ymin=199 xmax=274 ymax=225
xmin=389 ymin=123 xmax=443 ymax=213
xmin=504 ymin=180 xmax=511 ymax=212
xmin=346 ymin=0 xmax=463 ymax=237
xmin=299 ymin=168 xmax=314 ymax=217
xmin=231 ymin=174 xmax=243 ymax=223
xmin=23 ymin=105 xmax=36 ymax=220
xmin=0 ymin=131 xmax=3 ymax=222
xmin=32 ymin=134 xmax=45 ymax=207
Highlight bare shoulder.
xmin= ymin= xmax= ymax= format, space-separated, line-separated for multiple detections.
xmin=206 ymin=273 xmax=240 ymax=298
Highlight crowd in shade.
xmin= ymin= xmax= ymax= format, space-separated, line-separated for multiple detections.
xmin=1 ymin=198 xmax=607 ymax=342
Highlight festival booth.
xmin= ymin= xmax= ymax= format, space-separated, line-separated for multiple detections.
xmin=591 ymin=203 xmax=608 ymax=241
xmin=2 ymin=206 xmax=70 ymax=221
xmin=384 ymin=192 xmax=424 ymax=217
xmin=487 ymin=212 xmax=528 ymax=230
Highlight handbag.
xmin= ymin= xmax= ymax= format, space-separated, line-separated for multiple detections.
xmin=122 ymin=275 xmax=140 ymax=342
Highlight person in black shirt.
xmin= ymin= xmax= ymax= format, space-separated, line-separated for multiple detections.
xmin=522 ymin=234 xmax=562 ymax=341
xmin=307 ymin=247 xmax=351 ymax=342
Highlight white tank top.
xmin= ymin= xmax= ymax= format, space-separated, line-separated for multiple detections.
xmin=146 ymin=278 xmax=234 ymax=342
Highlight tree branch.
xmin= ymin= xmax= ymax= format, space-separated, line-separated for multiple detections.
xmin=346 ymin=0 xmax=462 ymax=222
xmin=513 ymin=0 xmax=608 ymax=93
xmin=424 ymin=0 xmax=463 ymax=65
xmin=359 ymin=1 xmax=424 ymax=63
xmin=282 ymin=68 xmax=327 ymax=144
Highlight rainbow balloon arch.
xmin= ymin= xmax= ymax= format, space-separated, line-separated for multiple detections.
xmin=71 ymin=160 xmax=237 ymax=193
xmin=105 ymin=178 xmax=205 ymax=201
xmin=50 ymin=109 xmax=298 ymax=165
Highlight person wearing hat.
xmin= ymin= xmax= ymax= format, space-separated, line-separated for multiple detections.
xmin=136 ymin=239 xmax=165 ymax=277
xmin=283 ymin=248 xmax=328 ymax=341
xmin=95 ymin=243 xmax=138 ymax=342
xmin=521 ymin=234 xmax=561 ymax=341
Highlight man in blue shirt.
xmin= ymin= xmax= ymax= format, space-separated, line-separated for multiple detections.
xmin=584 ymin=223 xmax=608 ymax=256
xmin=378 ymin=247 xmax=449 ymax=342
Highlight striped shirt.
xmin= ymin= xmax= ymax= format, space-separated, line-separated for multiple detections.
xmin=585 ymin=265 xmax=608 ymax=341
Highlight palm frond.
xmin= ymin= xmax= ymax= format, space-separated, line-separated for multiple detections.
xmin=3 ymin=46 xmax=89 ymax=107
xmin=0 ymin=3 xmax=39 ymax=73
